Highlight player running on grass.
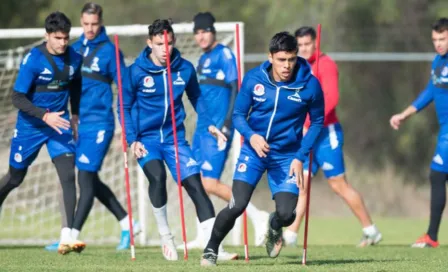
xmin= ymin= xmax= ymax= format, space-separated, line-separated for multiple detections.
xmin=201 ymin=31 xmax=324 ymax=266
xmin=183 ymin=11 xmax=269 ymax=250
xmin=283 ymin=26 xmax=382 ymax=247
xmin=390 ymin=17 xmax=448 ymax=248
xmin=45 ymin=2 xmax=139 ymax=252
xmin=119 ymin=19 xmax=235 ymax=261
xmin=0 ymin=12 xmax=85 ymax=255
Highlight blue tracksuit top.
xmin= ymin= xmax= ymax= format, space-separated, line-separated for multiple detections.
xmin=233 ymin=57 xmax=325 ymax=162
xmin=412 ymin=53 xmax=448 ymax=134
xmin=119 ymin=47 xmax=213 ymax=144
xmin=72 ymin=27 xmax=125 ymax=129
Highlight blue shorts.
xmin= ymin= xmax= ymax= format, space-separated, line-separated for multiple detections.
xmin=303 ymin=123 xmax=345 ymax=178
xmin=192 ymin=132 xmax=231 ymax=179
xmin=75 ymin=127 xmax=114 ymax=172
xmin=9 ymin=126 xmax=75 ymax=169
xmin=137 ymin=139 xmax=200 ymax=182
xmin=233 ymin=144 xmax=298 ymax=198
xmin=431 ymin=132 xmax=448 ymax=173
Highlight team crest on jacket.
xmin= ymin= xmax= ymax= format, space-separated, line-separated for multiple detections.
xmin=442 ymin=66 xmax=448 ymax=77
xmin=143 ymin=76 xmax=154 ymax=88
xmin=253 ymin=84 xmax=265 ymax=96
xmin=203 ymin=58 xmax=211 ymax=68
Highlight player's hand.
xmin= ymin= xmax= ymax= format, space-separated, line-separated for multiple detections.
xmin=389 ymin=113 xmax=406 ymax=130
xmin=130 ymin=141 xmax=148 ymax=159
xmin=289 ymin=158 xmax=304 ymax=191
xmin=43 ymin=111 xmax=70 ymax=135
xmin=209 ymin=125 xmax=227 ymax=148
xmin=250 ymin=134 xmax=270 ymax=158
xmin=71 ymin=114 xmax=79 ymax=142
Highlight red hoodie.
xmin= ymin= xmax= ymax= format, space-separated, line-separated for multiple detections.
xmin=304 ymin=52 xmax=339 ymax=128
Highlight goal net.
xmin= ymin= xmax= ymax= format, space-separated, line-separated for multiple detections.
xmin=0 ymin=22 xmax=244 ymax=246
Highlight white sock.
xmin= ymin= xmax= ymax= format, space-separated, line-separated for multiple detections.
xmin=283 ymin=228 xmax=298 ymax=245
xmin=152 ymin=205 xmax=171 ymax=237
xmin=363 ymin=224 xmax=378 ymax=236
xmin=200 ymin=217 xmax=215 ymax=246
xmin=194 ymin=217 xmax=204 ymax=241
xmin=71 ymin=229 xmax=80 ymax=240
xmin=246 ymin=202 xmax=259 ymax=223
xmin=60 ymin=227 xmax=72 ymax=243
xmin=119 ymin=215 xmax=130 ymax=231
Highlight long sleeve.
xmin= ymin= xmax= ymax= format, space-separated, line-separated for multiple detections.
xmin=295 ymin=81 xmax=325 ymax=162
xmin=11 ymin=91 xmax=46 ymax=119
xmin=411 ymin=80 xmax=433 ymax=111
xmin=70 ymin=64 xmax=82 ymax=115
xmin=185 ymin=70 xmax=215 ymax=130
xmin=117 ymin=67 xmax=138 ymax=144
xmin=233 ymin=76 xmax=255 ymax=140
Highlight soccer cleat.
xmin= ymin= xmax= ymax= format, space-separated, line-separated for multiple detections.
xmin=217 ymin=248 xmax=238 ymax=261
xmin=411 ymin=234 xmax=439 ymax=248
xmin=357 ymin=231 xmax=383 ymax=247
xmin=254 ymin=211 xmax=270 ymax=247
xmin=161 ymin=234 xmax=178 ymax=261
xmin=265 ymin=212 xmax=284 ymax=258
xmin=57 ymin=243 xmax=72 ymax=255
xmin=70 ymin=240 xmax=86 ymax=253
xmin=201 ymin=248 xmax=218 ymax=266
xmin=45 ymin=242 xmax=59 ymax=252
xmin=116 ymin=221 xmax=142 ymax=250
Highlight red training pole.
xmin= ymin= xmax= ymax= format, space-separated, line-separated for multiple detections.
xmin=235 ymin=23 xmax=249 ymax=262
xmin=302 ymin=24 xmax=321 ymax=266
xmin=163 ymin=30 xmax=188 ymax=260
xmin=114 ymin=34 xmax=136 ymax=260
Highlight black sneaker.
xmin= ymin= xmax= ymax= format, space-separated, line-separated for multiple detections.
xmin=201 ymin=248 xmax=218 ymax=266
xmin=265 ymin=212 xmax=284 ymax=258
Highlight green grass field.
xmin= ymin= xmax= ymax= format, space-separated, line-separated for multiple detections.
xmin=1 ymin=217 xmax=447 ymax=272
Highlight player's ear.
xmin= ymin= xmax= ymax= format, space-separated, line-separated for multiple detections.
xmin=268 ymin=53 xmax=273 ymax=64
xmin=147 ymin=38 xmax=153 ymax=49
xmin=45 ymin=32 xmax=49 ymax=41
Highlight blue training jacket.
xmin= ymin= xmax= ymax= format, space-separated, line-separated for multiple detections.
xmin=119 ymin=47 xmax=213 ymax=144
xmin=412 ymin=53 xmax=448 ymax=134
xmin=233 ymin=57 xmax=325 ymax=162
xmin=72 ymin=27 xmax=125 ymax=130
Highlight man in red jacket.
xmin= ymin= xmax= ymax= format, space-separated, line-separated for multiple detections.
xmin=283 ymin=26 xmax=382 ymax=247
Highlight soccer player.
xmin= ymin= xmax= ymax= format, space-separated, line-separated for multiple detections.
xmin=119 ymin=19 xmax=226 ymax=261
xmin=282 ymin=26 xmax=382 ymax=247
xmin=201 ymin=31 xmax=325 ymax=266
xmin=184 ymin=11 xmax=269 ymax=250
xmin=0 ymin=12 xmax=85 ymax=255
xmin=45 ymin=2 xmax=139 ymax=252
xmin=390 ymin=17 xmax=448 ymax=248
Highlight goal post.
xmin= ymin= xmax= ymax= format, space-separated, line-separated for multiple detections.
xmin=0 ymin=22 xmax=244 ymax=246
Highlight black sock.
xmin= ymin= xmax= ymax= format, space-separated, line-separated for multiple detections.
xmin=270 ymin=192 xmax=298 ymax=231
xmin=72 ymin=170 xmax=96 ymax=231
xmin=427 ymin=170 xmax=447 ymax=241
xmin=0 ymin=166 xmax=27 ymax=207
xmin=53 ymin=154 xmax=76 ymax=228
xmin=204 ymin=181 xmax=254 ymax=253
xmin=95 ymin=175 xmax=127 ymax=221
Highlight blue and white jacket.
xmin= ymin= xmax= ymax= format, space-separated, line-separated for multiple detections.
xmin=119 ymin=47 xmax=213 ymax=144
xmin=233 ymin=57 xmax=324 ymax=162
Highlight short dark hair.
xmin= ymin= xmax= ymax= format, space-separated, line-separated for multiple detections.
xmin=269 ymin=31 xmax=298 ymax=54
xmin=294 ymin=26 xmax=316 ymax=40
xmin=44 ymin=11 xmax=71 ymax=34
xmin=432 ymin=18 xmax=448 ymax=33
xmin=81 ymin=2 xmax=103 ymax=21
xmin=148 ymin=19 xmax=175 ymax=39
